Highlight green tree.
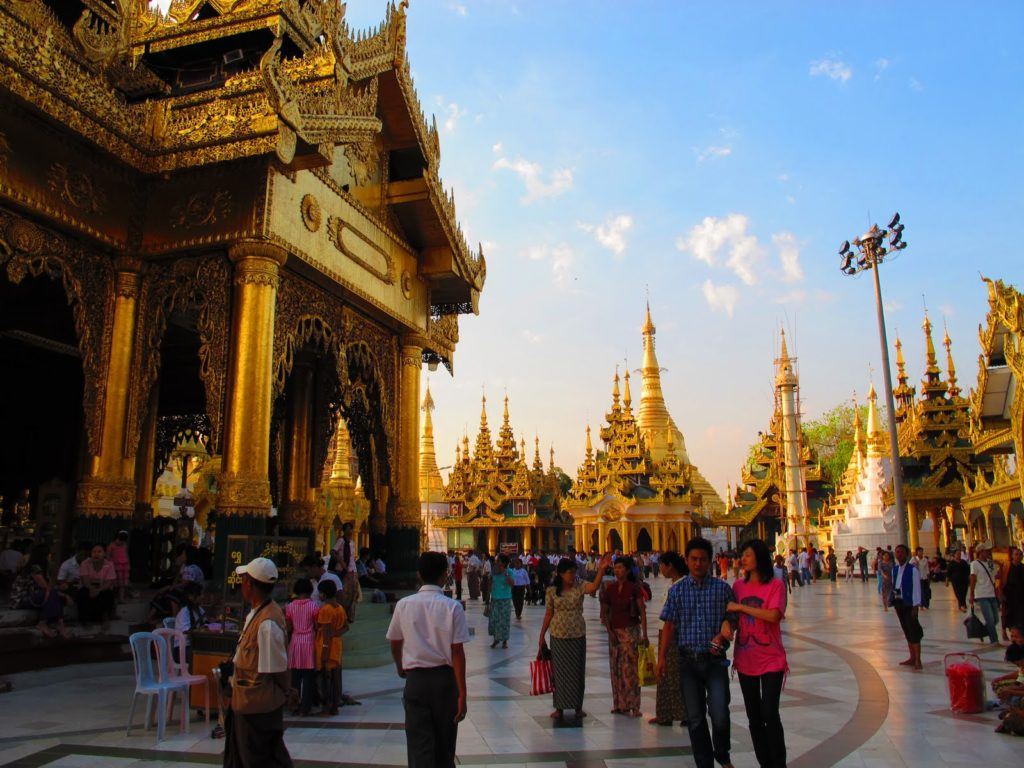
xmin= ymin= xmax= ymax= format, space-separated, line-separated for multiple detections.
xmin=801 ymin=401 xmax=881 ymax=487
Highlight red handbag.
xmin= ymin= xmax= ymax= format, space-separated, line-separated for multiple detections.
xmin=530 ymin=646 xmax=554 ymax=696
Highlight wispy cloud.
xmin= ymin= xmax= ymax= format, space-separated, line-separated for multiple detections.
xmin=909 ymin=77 xmax=924 ymax=92
xmin=522 ymin=329 xmax=543 ymax=344
xmin=940 ymin=303 xmax=954 ymax=317
xmin=874 ymin=57 xmax=890 ymax=81
xmin=702 ymin=279 xmax=739 ymax=317
xmin=524 ymin=243 xmax=578 ymax=289
xmin=697 ymin=145 xmax=732 ymax=163
xmin=773 ymin=231 xmax=803 ymax=283
xmin=578 ymin=214 xmax=633 ymax=258
xmin=493 ymin=145 xmax=573 ymax=203
xmin=884 ymin=299 xmax=904 ymax=313
xmin=448 ymin=2 xmax=468 ymax=16
xmin=810 ymin=57 xmax=852 ymax=83
xmin=676 ymin=213 xmax=762 ymax=285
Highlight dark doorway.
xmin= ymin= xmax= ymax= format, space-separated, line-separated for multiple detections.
xmin=637 ymin=527 xmax=653 ymax=553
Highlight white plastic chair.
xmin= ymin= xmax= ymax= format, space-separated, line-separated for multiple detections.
xmin=154 ymin=627 xmax=210 ymax=733
xmin=127 ymin=632 xmax=189 ymax=741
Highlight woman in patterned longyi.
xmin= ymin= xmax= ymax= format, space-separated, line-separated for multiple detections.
xmin=538 ymin=553 xmax=613 ymax=722
xmin=599 ymin=555 xmax=648 ymax=718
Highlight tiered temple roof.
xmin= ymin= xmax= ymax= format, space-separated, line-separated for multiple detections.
xmin=437 ymin=394 xmax=568 ymax=528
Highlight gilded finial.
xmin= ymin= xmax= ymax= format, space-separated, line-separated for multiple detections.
xmin=779 ymin=327 xmax=790 ymax=361
xmin=922 ymin=310 xmax=941 ymax=379
xmin=623 ymin=369 xmax=632 ymax=409
xmin=943 ymin=323 xmax=960 ymax=397
xmin=642 ymin=299 xmax=655 ymax=336
xmin=549 ymin=444 xmax=555 ymax=471
xmin=612 ymin=366 xmax=621 ymax=407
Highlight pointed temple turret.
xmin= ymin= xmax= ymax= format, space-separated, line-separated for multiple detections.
xmin=419 ymin=383 xmax=444 ymax=504
xmin=774 ymin=328 xmax=811 ymax=550
xmin=943 ymin=325 xmax=961 ymax=398
xmin=638 ymin=302 xmax=689 ymax=463
xmin=920 ymin=311 xmax=948 ymax=400
xmin=865 ymin=383 xmax=885 ymax=458
xmin=893 ymin=335 xmax=916 ymax=420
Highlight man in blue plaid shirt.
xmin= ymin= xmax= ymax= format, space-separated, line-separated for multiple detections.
xmin=658 ymin=537 xmax=737 ymax=768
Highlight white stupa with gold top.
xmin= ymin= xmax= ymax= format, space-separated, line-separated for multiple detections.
xmin=419 ymin=382 xmax=448 ymax=552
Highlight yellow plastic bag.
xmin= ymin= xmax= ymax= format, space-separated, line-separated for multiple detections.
xmin=638 ymin=642 xmax=656 ymax=687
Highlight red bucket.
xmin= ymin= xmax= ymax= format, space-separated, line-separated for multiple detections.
xmin=943 ymin=653 xmax=984 ymax=714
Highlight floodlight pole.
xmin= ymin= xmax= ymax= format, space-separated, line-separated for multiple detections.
xmin=869 ymin=257 xmax=908 ymax=547
xmin=838 ymin=220 xmax=908 ymax=547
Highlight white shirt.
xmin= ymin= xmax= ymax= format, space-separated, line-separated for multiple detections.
xmin=510 ymin=567 xmax=530 ymax=586
xmin=332 ymin=537 xmax=358 ymax=574
xmin=971 ymin=559 xmax=997 ymax=599
xmin=467 ymin=555 xmax=481 ymax=570
xmin=482 ymin=560 xmax=492 ymax=575
xmin=386 ymin=584 xmax=470 ymax=670
xmin=373 ymin=558 xmax=386 ymax=574
xmin=911 ymin=556 xmax=929 ymax=581
xmin=798 ymin=552 xmax=809 ymax=568
xmin=57 ymin=556 xmax=81 ymax=584
xmin=234 ymin=605 xmax=288 ymax=673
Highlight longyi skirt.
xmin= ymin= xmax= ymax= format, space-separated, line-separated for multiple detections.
xmin=550 ymin=636 xmax=586 ymax=711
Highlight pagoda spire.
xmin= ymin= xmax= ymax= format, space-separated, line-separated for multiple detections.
xmin=865 ymin=383 xmax=884 ymax=457
xmin=419 ymin=382 xmax=444 ymax=500
xmin=852 ymin=392 xmax=865 ymax=463
xmin=893 ymin=335 xmax=916 ymax=417
xmin=638 ymin=301 xmax=689 ymax=461
xmin=726 ymin=482 xmax=733 ymax=511
xmin=549 ymin=444 xmax=556 ymax=474
xmin=623 ymin=369 xmax=633 ymax=410
xmin=585 ymin=425 xmax=593 ymax=460
xmin=943 ymin=325 xmax=960 ymax=397
xmin=533 ymin=435 xmax=543 ymax=472
xmin=611 ymin=367 xmax=621 ymax=410
xmin=923 ymin=311 xmax=941 ymax=377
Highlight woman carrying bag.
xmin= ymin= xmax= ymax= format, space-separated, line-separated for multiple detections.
xmin=538 ymin=553 xmax=612 ymax=722
xmin=599 ymin=555 xmax=648 ymax=717
xmin=488 ymin=554 xmax=515 ymax=649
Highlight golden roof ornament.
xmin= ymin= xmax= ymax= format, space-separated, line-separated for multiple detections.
xmin=622 ymin=369 xmax=633 ymax=410
xmin=943 ymin=325 xmax=960 ymax=397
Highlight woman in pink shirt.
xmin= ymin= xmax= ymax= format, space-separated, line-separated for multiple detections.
xmin=76 ymin=544 xmax=117 ymax=628
xmin=727 ymin=539 xmax=788 ymax=768
xmin=285 ymin=578 xmax=320 ymax=716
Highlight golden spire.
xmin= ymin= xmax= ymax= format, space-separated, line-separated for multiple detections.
xmin=585 ymin=425 xmax=593 ymax=459
xmin=726 ymin=482 xmax=733 ymax=511
xmin=419 ymin=383 xmax=444 ymax=500
xmin=923 ymin=311 xmax=941 ymax=378
xmin=533 ymin=435 xmax=543 ymax=472
xmin=329 ymin=417 xmax=353 ymax=485
xmin=612 ymin=367 xmax=621 ymax=410
xmin=519 ymin=436 xmax=526 ymax=458
xmin=893 ymin=334 xmax=916 ymax=416
xmin=623 ymin=369 xmax=632 ymax=409
xmin=779 ymin=327 xmax=790 ymax=361
xmin=549 ymin=444 xmax=556 ymax=472
xmin=895 ymin=335 xmax=909 ymax=387
xmin=852 ymin=393 xmax=864 ymax=454
xmin=866 ymin=383 xmax=884 ymax=457
xmin=943 ymin=324 xmax=960 ymax=397
xmin=638 ymin=301 xmax=689 ymax=461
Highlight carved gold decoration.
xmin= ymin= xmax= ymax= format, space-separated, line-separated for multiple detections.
xmin=48 ymin=162 xmax=106 ymax=213
xmin=300 ymin=193 xmax=322 ymax=232
xmin=170 ymin=189 xmax=232 ymax=230
xmin=326 ymin=215 xmax=394 ymax=283
xmin=75 ymin=477 xmax=136 ymax=518
xmin=344 ymin=139 xmax=379 ymax=186
xmin=0 ymin=131 xmax=9 ymax=174
xmin=400 ymin=269 xmax=413 ymax=299
xmin=0 ymin=207 xmax=114 ymax=454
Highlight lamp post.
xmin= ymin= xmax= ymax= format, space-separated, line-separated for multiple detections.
xmin=838 ymin=213 xmax=908 ymax=546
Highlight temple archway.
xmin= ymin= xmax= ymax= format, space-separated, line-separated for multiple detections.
xmin=590 ymin=529 xmax=599 ymax=552
xmin=666 ymin=529 xmax=678 ymax=552
xmin=636 ymin=527 xmax=653 ymax=552
xmin=0 ymin=274 xmax=83 ymax=553
xmin=608 ymin=528 xmax=624 ymax=552
xmin=990 ymin=508 xmax=1011 ymax=547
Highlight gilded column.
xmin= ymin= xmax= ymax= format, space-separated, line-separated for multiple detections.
xmin=280 ymin=359 xmax=317 ymax=533
xmin=907 ymin=501 xmax=919 ymax=550
xmin=523 ymin=526 xmax=533 ymax=552
xmin=217 ymin=241 xmax=287 ymax=518
xmin=487 ymin=527 xmax=498 ymax=556
xmin=133 ymin=381 xmax=160 ymax=520
xmin=598 ymin=521 xmax=608 ymax=552
xmin=929 ymin=511 xmax=941 ymax=554
xmin=77 ymin=258 xmax=143 ymax=524
xmin=386 ymin=338 xmax=425 ymax=571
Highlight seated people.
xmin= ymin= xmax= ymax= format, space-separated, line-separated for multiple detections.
xmin=10 ymin=545 xmax=69 ymax=638
xmin=173 ymin=581 xmax=205 ymax=662
xmin=993 ymin=626 xmax=1024 ymax=707
xmin=76 ymin=544 xmax=117 ymax=629
xmin=57 ymin=543 xmax=89 ymax=592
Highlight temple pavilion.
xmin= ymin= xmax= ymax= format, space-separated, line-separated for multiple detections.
xmin=0 ymin=1 xmax=485 ymax=573
xmin=430 ymin=394 xmax=572 ymax=555
xmin=566 ymin=305 xmax=722 ymax=554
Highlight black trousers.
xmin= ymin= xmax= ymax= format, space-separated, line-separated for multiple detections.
xmin=738 ymin=671 xmax=786 ymax=768
xmin=511 ymin=585 xmax=526 ymax=618
xmin=223 ymin=706 xmax=293 ymax=768
xmin=895 ymin=601 xmax=924 ymax=643
xmin=404 ymin=666 xmax=458 ymax=768
xmin=951 ymin=578 xmax=969 ymax=609
xmin=679 ymin=653 xmax=731 ymax=768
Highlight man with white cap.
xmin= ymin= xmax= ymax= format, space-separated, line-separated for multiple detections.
xmin=970 ymin=542 xmax=1003 ymax=645
xmin=224 ymin=557 xmax=293 ymax=768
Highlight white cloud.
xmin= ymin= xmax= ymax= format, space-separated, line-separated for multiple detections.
xmin=578 ymin=214 xmax=633 ymax=258
xmin=874 ymin=58 xmax=890 ymax=80
xmin=676 ymin=213 xmax=762 ymax=285
xmin=884 ymin=299 xmax=904 ymax=313
xmin=702 ymin=279 xmax=739 ymax=317
xmin=697 ymin=145 xmax=732 ymax=163
xmin=448 ymin=2 xmax=468 ymax=16
xmin=435 ymin=99 xmax=467 ymax=133
xmin=493 ymin=151 xmax=574 ymax=204
xmin=810 ymin=57 xmax=852 ymax=83
xmin=773 ymin=231 xmax=803 ymax=283
xmin=909 ymin=77 xmax=924 ymax=92
xmin=522 ymin=330 xmax=543 ymax=344
xmin=785 ymin=195 xmax=796 ymax=205
xmin=777 ymin=173 xmax=791 ymax=182
xmin=492 ymin=141 xmax=503 ymax=154
xmin=940 ymin=303 xmax=955 ymax=317
xmin=523 ymin=243 xmax=578 ymax=288
xmin=774 ymin=289 xmax=807 ymax=305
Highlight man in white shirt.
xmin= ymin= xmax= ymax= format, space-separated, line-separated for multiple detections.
xmin=57 ymin=545 xmax=88 ymax=588
xmin=332 ymin=522 xmax=359 ymax=621
xmin=301 ymin=555 xmax=343 ymax=604
xmin=387 ymin=551 xmax=468 ymax=768
xmin=970 ymin=542 xmax=1002 ymax=644
xmin=466 ymin=552 xmax=481 ymax=600
xmin=787 ymin=550 xmax=801 ymax=589
xmin=798 ymin=548 xmax=811 ymax=585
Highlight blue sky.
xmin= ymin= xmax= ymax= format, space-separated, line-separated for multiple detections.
xmin=347 ymin=0 xmax=1024 ymax=494
xmin=160 ymin=2 xmax=1024 ymax=494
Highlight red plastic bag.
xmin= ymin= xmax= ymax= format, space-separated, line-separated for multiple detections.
xmin=944 ymin=653 xmax=984 ymax=714
xmin=530 ymin=658 xmax=554 ymax=696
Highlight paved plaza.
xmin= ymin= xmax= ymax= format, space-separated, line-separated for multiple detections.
xmin=0 ymin=577 xmax=1018 ymax=768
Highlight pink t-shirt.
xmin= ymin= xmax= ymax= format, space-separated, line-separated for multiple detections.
xmin=732 ymin=577 xmax=787 ymax=676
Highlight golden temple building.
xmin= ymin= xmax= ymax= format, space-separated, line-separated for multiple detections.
xmin=0 ymin=1 xmax=486 ymax=572
xmin=432 ymin=394 xmax=571 ymax=554
xmin=566 ymin=305 xmax=723 ymax=554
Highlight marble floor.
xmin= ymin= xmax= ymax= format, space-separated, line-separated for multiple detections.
xmin=0 ymin=575 xmax=1018 ymax=767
